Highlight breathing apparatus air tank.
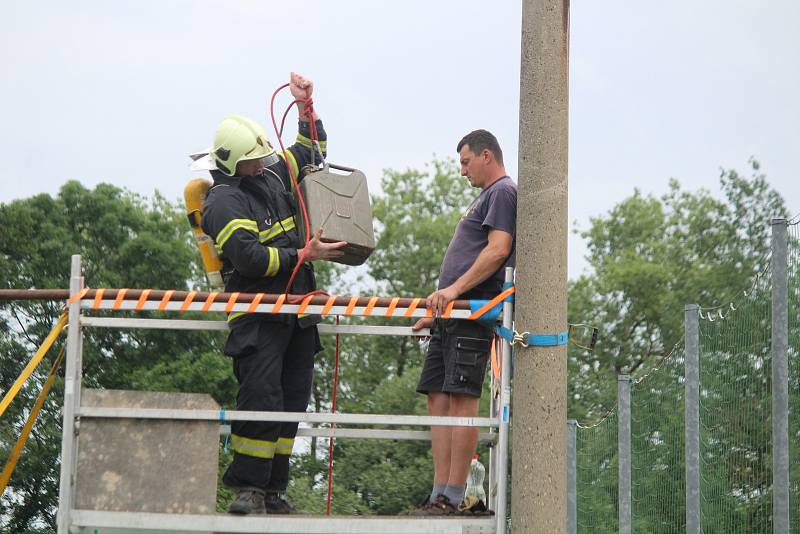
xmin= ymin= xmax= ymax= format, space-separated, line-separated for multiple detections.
xmin=184 ymin=178 xmax=224 ymax=289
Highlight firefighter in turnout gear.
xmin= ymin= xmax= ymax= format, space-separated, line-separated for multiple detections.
xmin=201 ymin=73 xmax=346 ymax=515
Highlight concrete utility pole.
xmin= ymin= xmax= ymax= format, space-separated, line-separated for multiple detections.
xmin=512 ymin=0 xmax=570 ymax=532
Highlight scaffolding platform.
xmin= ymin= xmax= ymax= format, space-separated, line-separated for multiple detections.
xmin=71 ymin=510 xmax=496 ymax=534
xmin=56 ymin=256 xmax=514 ymax=534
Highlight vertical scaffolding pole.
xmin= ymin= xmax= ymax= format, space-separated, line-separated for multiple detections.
xmin=514 ymin=0 xmax=570 ymax=531
xmin=685 ymin=304 xmax=700 ymax=534
xmin=618 ymin=375 xmax=631 ymax=534
xmin=495 ymin=267 xmax=514 ymax=532
xmin=772 ymin=218 xmax=789 ymax=534
xmin=57 ymin=255 xmax=83 ymax=534
xmin=566 ymin=420 xmax=577 ymax=534
xmin=488 ymin=367 xmax=499 ymax=513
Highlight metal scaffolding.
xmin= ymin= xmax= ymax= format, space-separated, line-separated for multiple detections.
xmin=56 ymin=255 xmax=513 ymax=534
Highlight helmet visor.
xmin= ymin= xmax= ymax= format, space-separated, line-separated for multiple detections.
xmin=240 ymin=135 xmax=275 ymax=162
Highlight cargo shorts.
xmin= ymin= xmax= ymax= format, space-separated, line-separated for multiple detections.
xmin=416 ymin=318 xmax=493 ymax=398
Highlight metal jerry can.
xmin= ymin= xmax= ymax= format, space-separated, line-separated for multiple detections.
xmin=298 ymin=163 xmax=376 ymax=266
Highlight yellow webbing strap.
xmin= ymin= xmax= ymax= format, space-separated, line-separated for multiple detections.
xmin=0 ymin=312 xmax=67 ymax=418
xmin=0 ymin=347 xmax=64 ymax=496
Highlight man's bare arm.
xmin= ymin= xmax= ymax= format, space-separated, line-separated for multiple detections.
xmin=422 ymin=229 xmax=513 ymax=320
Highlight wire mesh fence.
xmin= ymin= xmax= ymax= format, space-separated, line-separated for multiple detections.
xmin=698 ymin=262 xmax=773 ymax=533
xmin=576 ymin=411 xmax=619 ymax=532
xmin=630 ymin=346 xmax=686 ymax=533
xmin=572 ymin=218 xmax=793 ymax=533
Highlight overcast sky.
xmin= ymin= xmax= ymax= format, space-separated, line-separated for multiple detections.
xmin=1 ymin=1 xmax=798 ymax=280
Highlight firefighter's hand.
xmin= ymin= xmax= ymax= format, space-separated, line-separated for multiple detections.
xmin=302 ymin=228 xmax=346 ymax=262
xmin=290 ymin=72 xmax=313 ymax=100
xmin=412 ymin=317 xmax=434 ymax=332
xmin=426 ymin=286 xmax=460 ymax=317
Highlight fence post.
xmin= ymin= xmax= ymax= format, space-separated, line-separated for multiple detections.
xmin=567 ymin=419 xmax=577 ymax=534
xmin=685 ymin=304 xmax=700 ymax=534
xmin=618 ymin=375 xmax=631 ymax=534
xmin=772 ymin=218 xmax=789 ymax=533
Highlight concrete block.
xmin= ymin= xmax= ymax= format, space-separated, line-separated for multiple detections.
xmin=74 ymin=389 xmax=220 ymax=514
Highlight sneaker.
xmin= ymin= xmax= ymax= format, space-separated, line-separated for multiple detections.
xmin=399 ymin=495 xmax=432 ymax=516
xmin=264 ymin=492 xmax=300 ymax=514
xmin=457 ymin=496 xmax=495 ymax=516
xmin=228 ymin=489 xmax=266 ymax=515
xmin=407 ymin=494 xmax=457 ymax=516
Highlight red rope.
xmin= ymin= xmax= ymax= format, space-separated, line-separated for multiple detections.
xmin=268 ymin=83 xmax=319 ymax=295
xmin=326 ymin=315 xmax=341 ymax=515
xmin=285 ymin=289 xmax=329 ymax=305
xmin=269 ymin=81 xmax=336 ymax=512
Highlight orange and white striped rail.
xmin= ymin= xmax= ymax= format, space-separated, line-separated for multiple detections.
xmin=0 ymin=287 xmax=515 ymax=321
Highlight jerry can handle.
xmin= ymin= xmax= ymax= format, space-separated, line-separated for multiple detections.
xmin=326 ymin=162 xmax=357 ymax=173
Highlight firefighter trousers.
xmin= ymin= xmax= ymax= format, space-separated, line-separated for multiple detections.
xmin=221 ymin=316 xmax=319 ymax=492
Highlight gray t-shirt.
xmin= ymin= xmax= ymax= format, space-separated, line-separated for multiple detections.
xmin=438 ymin=176 xmax=517 ymax=297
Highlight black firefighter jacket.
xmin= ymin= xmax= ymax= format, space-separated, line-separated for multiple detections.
xmin=201 ymin=119 xmax=328 ymax=334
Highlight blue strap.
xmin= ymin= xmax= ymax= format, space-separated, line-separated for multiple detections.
xmin=526 ymin=331 xmax=569 ymax=346
xmin=495 ymin=325 xmax=516 ymax=343
xmin=220 ymin=409 xmax=230 ymax=453
xmin=470 ymin=288 xmax=515 ymax=327
xmin=470 ymin=301 xmax=503 ymax=325
xmin=494 ymin=325 xmax=569 ymax=347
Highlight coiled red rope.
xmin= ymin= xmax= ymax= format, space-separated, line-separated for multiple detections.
xmin=268 ymin=82 xmax=317 ymax=296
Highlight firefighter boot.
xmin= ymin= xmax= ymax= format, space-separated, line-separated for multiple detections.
xmin=228 ymin=488 xmax=266 ymax=515
xmin=264 ymin=491 xmax=300 ymax=514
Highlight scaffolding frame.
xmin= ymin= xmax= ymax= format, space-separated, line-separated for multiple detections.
xmin=56 ymin=255 xmax=513 ymax=534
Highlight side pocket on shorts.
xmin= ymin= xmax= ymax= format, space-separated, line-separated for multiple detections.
xmin=452 ymin=336 xmax=490 ymax=387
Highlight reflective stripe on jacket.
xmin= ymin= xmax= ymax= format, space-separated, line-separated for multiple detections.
xmin=200 ymin=120 xmax=327 ymax=323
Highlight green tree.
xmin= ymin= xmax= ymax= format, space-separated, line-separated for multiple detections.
xmin=568 ymin=160 xmax=787 ymax=421
xmin=0 ymin=181 xmax=231 ymax=532
xmin=7 ymin=158 xmax=787 ymax=529
xmin=568 ymin=161 xmax=788 ymax=533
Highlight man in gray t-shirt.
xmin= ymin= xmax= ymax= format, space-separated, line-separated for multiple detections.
xmin=408 ymin=130 xmax=517 ymax=516
xmin=437 ymin=176 xmax=516 ymax=297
